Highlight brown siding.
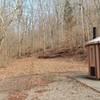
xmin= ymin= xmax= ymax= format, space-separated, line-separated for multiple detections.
xmin=87 ymin=44 xmax=100 ymax=79
xmin=89 ymin=45 xmax=96 ymax=67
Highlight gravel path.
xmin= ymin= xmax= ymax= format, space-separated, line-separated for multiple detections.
xmin=26 ymin=76 xmax=100 ymax=100
xmin=0 ymin=74 xmax=99 ymax=100
xmin=0 ymin=57 xmax=99 ymax=100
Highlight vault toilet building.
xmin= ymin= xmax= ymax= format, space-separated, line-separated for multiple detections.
xmin=86 ymin=28 xmax=100 ymax=79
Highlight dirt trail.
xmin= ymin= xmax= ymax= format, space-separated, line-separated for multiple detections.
xmin=0 ymin=57 xmax=99 ymax=100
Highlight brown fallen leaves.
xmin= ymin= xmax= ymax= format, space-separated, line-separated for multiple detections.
xmin=8 ymin=91 xmax=28 ymax=100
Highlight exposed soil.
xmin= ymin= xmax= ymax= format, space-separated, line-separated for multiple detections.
xmin=0 ymin=57 xmax=87 ymax=80
xmin=6 ymin=75 xmax=100 ymax=100
xmin=0 ymin=56 xmax=99 ymax=100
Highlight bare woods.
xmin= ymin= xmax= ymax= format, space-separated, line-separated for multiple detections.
xmin=0 ymin=0 xmax=100 ymax=66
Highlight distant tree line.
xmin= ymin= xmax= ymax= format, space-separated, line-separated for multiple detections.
xmin=0 ymin=0 xmax=100 ymax=66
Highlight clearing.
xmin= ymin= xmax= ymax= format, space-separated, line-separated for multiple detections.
xmin=0 ymin=56 xmax=100 ymax=100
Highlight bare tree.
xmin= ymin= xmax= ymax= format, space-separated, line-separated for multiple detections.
xmin=0 ymin=0 xmax=100 ymax=66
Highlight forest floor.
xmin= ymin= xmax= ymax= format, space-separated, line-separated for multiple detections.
xmin=0 ymin=56 xmax=100 ymax=100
